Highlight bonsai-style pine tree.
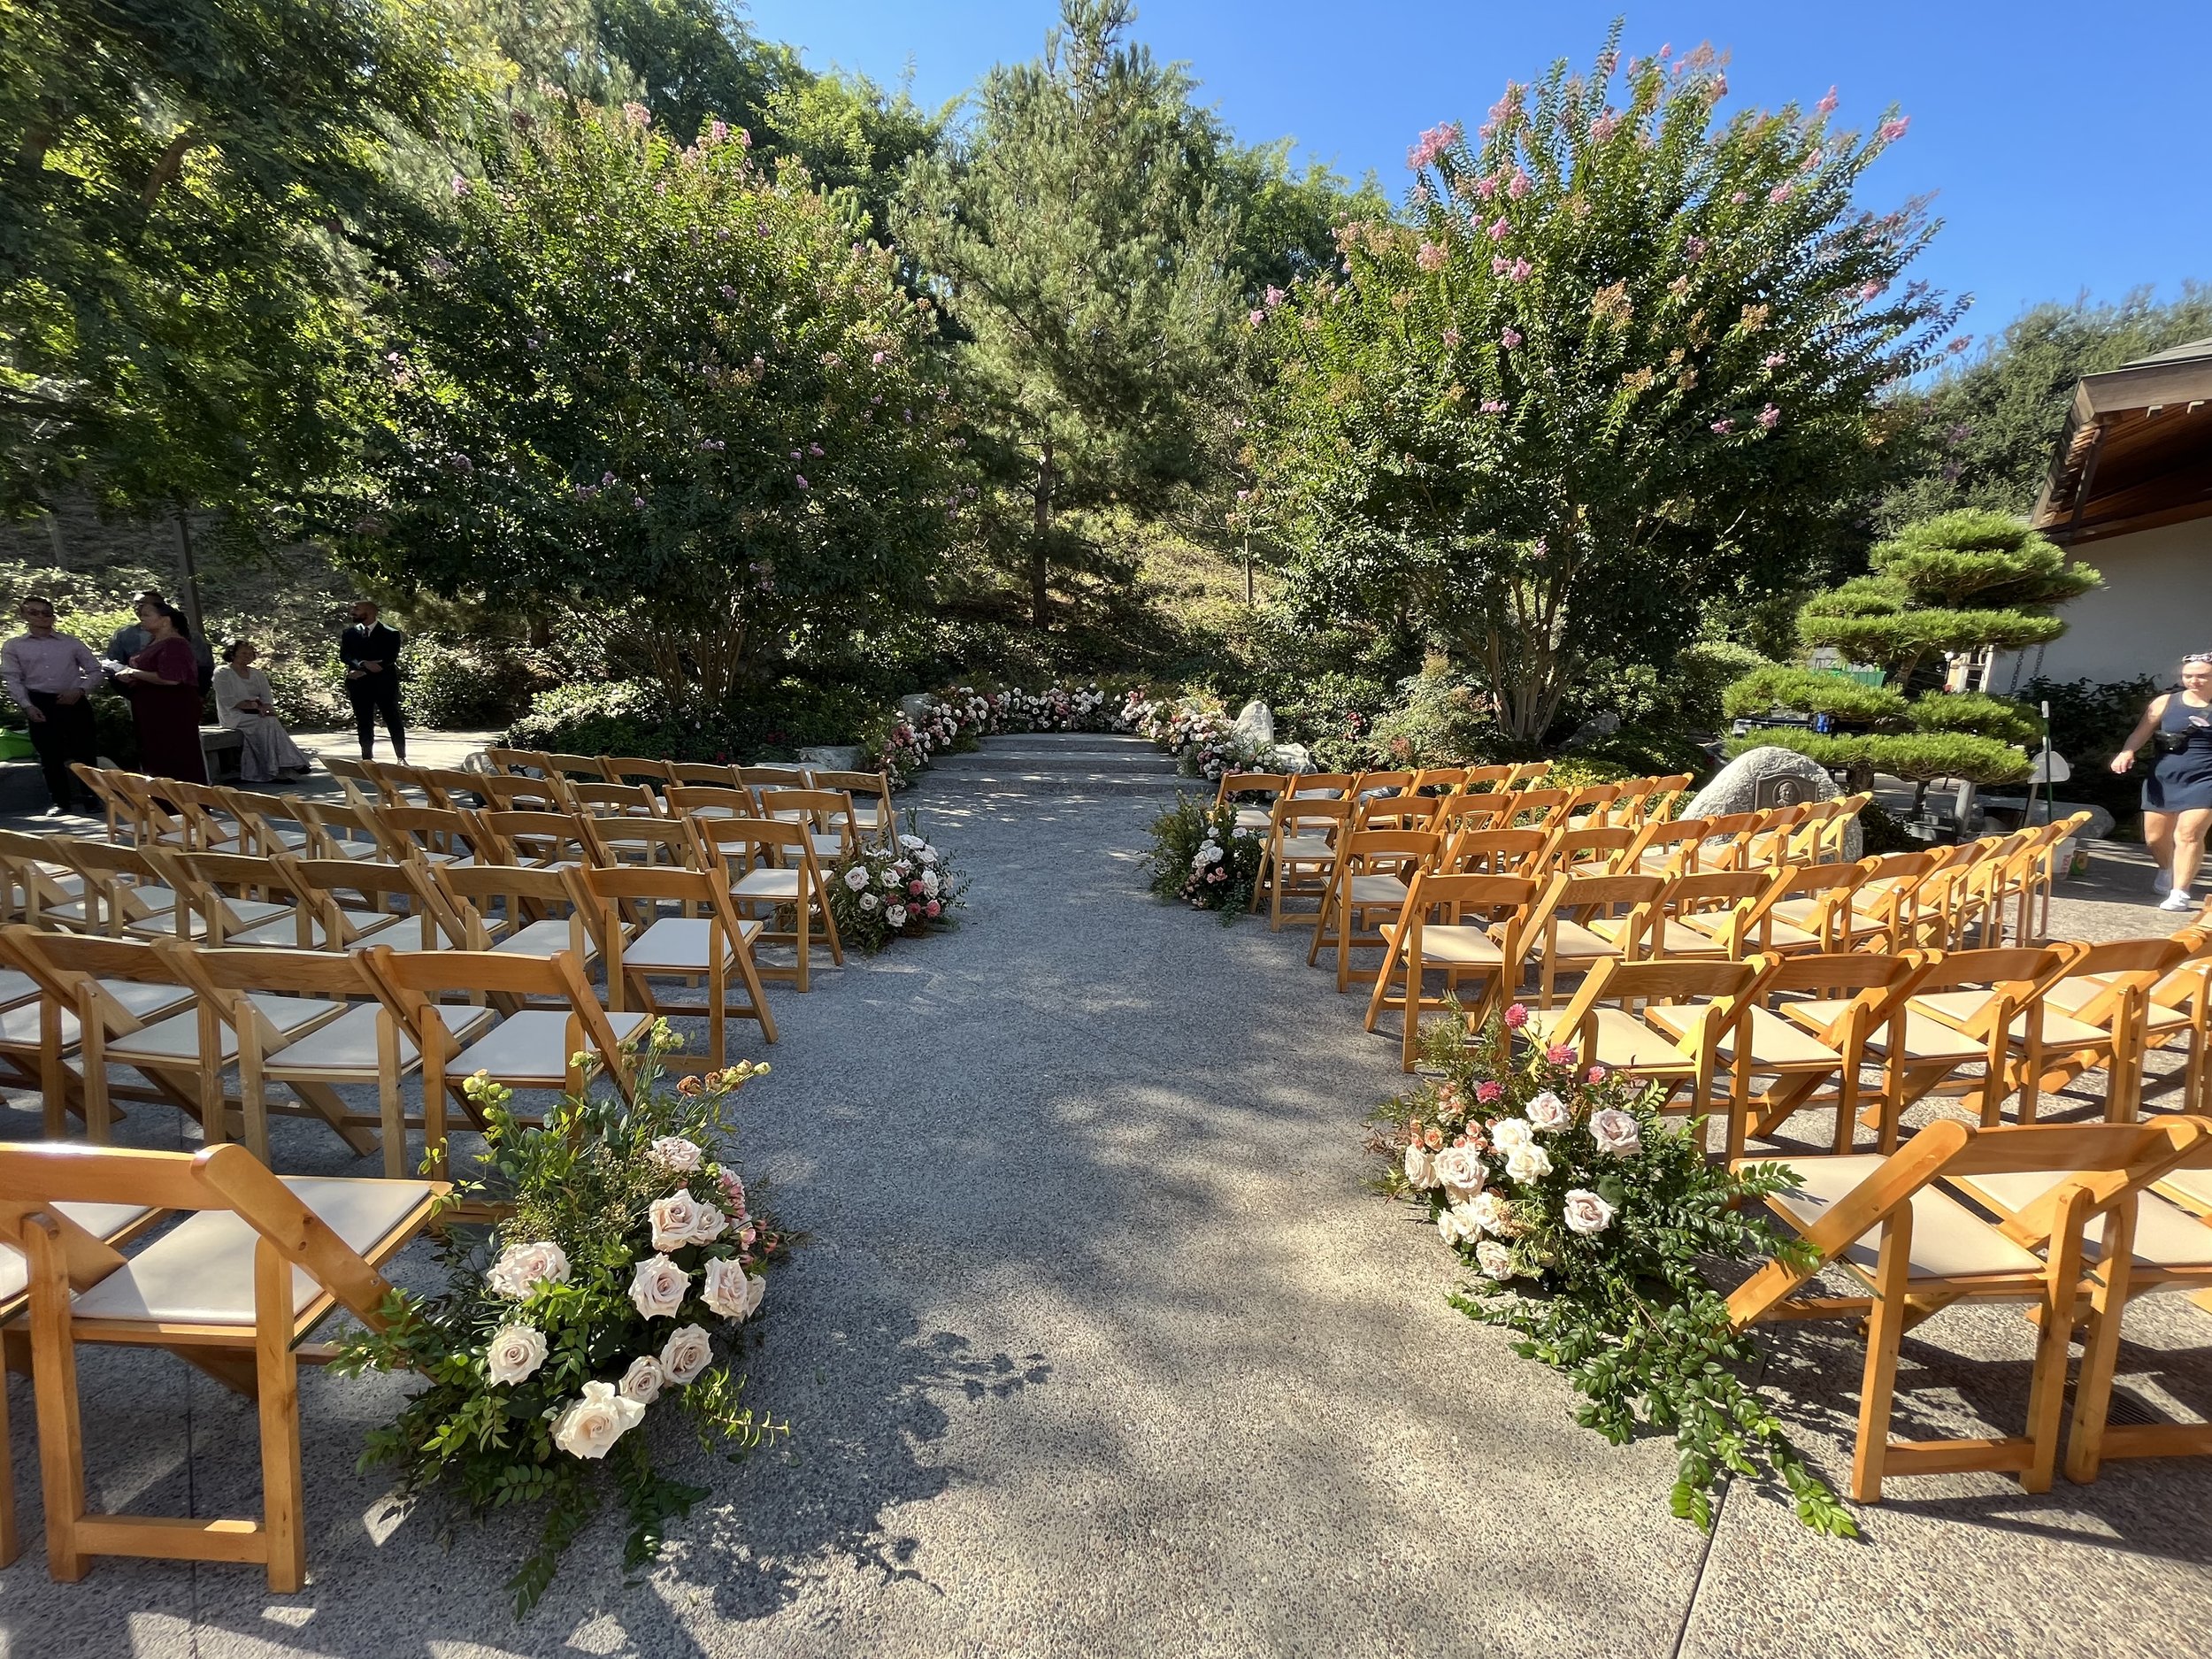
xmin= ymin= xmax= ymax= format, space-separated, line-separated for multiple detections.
xmin=1723 ymin=510 xmax=2099 ymax=808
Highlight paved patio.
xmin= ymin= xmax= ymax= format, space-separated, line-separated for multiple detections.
xmin=3 ymin=736 xmax=2209 ymax=1657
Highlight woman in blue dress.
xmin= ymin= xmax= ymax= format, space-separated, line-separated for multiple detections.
xmin=2113 ymin=652 xmax=2212 ymax=912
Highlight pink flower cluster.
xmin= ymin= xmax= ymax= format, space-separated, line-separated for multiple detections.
xmin=1407 ymin=120 xmax=1463 ymax=172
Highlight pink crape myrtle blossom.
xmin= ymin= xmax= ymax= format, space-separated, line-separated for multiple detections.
xmin=1500 ymin=326 xmax=1523 ymax=349
xmin=1407 ymin=120 xmax=1463 ymax=171
xmin=1878 ymin=115 xmax=1911 ymax=142
xmin=1758 ymin=403 xmax=1781 ymax=429
xmin=1474 ymin=173 xmax=1500 ymax=200
xmin=1417 ymin=242 xmax=1448 ymax=272
xmin=1816 ymin=87 xmax=1839 ymax=116
xmin=1486 ymin=216 xmax=1511 ymax=241
xmin=1506 ymin=168 xmax=1532 ymax=200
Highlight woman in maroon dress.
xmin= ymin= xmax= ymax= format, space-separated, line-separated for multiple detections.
xmin=111 ymin=599 xmax=206 ymax=783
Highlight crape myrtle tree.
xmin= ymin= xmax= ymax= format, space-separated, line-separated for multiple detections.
xmin=0 ymin=0 xmax=457 ymax=519
xmin=332 ymin=95 xmax=969 ymax=705
xmin=895 ymin=0 xmax=1239 ymax=630
xmin=1247 ymin=34 xmax=1967 ymax=746
xmin=1724 ymin=509 xmax=2097 ymax=804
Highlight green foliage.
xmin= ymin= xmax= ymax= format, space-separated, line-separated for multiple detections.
xmin=1735 ymin=727 xmax=2029 ymax=787
xmin=1147 ymin=794 xmax=1265 ymax=919
xmin=506 ymin=679 xmax=674 ymax=759
xmin=400 ymin=636 xmax=541 ymax=730
xmin=0 ymin=0 xmax=456 ymax=518
xmin=331 ymin=94 xmax=966 ymax=707
xmin=332 ymin=1049 xmax=787 ymax=1616
xmin=505 ymin=675 xmax=883 ymax=764
xmin=1721 ymin=666 xmax=1907 ymax=726
xmin=1252 ymin=32 xmax=1958 ymax=742
xmin=1907 ymin=690 xmax=2039 ymax=746
xmin=1369 ymin=658 xmax=1508 ymax=766
xmin=1379 ymin=1007 xmax=1854 ymax=1536
xmin=1878 ymin=283 xmax=2212 ymax=527
xmin=894 ymin=0 xmax=1239 ymax=627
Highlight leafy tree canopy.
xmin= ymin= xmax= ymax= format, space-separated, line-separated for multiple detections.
xmin=0 ymin=0 xmax=463 ymax=518
xmin=1248 ymin=32 xmax=1962 ymax=741
xmin=1879 ymin=282 xmax=2212 ymax=526
xmin=328 ymin=96 xmax=968 ymax=704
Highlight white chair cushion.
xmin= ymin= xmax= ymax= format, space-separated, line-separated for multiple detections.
xmin=1347 ymin=873 xmax=1409 ymax=905
xmin=495 ymin=918 xmax=595 ymax=959
xmin=623 ymin=917 xmax=762 ymax=972
xmin=1962 ymin=1172 xmax=2212 ymax=1271
xmin=264 ymin=1002 xmax=441 ymax=1076
xmin=732 ymin=869 xmax=800 ymax=901
xmin=71 ymin=1178 xmax=434 ymax=1325
xmin=109 ymin=994 xmax=342 ymax=1064
xmin=0 ymin=1202 xmax=153 ymax=1305
xmin=1770 ymin=1155 xmax=2043 ymax=1281
xmin=448 ymin=1008 xmax=652 ymax=1085
xmin=1382 ymin=922 xmax=1502 ymax=966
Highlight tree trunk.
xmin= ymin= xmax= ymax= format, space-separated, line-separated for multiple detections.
xmin=169 ymin=506 xmax=204 ymax=641
xmin=1031 ymin=437 xmax=1054 ymax=631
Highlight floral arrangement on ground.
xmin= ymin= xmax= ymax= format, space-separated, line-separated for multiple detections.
xmin=1374 ymin=1003 xmax=1856 ymax=1534
xmin=1147 ymin=794 xmax=1266 ymax=920
xmin=826 ymin=821 xmax=965 ymax=950
xmin=873 ymin=682 xmax=1283 ymax=787
xmin=335 ymin=1042 xmax=787 ymax=1614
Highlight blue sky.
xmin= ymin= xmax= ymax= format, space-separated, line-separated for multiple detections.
xmin=746 ymin=0 xmax=2212 ymax=341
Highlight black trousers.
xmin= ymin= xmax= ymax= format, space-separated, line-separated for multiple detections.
xmin=27 ymin=691 xmax=98 ymax=809
xmin=348 ymin=678 xmax=406 ymax=760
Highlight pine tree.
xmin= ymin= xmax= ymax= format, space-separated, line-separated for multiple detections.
xmin=1724 ymin=510 xmax=2099 ymax=807
xmin=894 ymin=0 xmax=1237 ymax=628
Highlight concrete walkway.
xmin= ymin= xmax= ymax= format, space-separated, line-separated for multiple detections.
xmin=4 ymin=734 xmax=2211 ymax=1657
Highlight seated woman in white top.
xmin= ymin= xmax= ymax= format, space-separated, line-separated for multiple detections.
xmin=212 ymin=640 xmax=311 ymax=785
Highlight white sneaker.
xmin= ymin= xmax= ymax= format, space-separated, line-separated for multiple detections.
xmin=2162 ymin=888 xmax=2195 ymax=912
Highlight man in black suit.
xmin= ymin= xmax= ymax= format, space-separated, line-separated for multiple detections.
xmin=339 ymin=599 xmax=406 ymax=761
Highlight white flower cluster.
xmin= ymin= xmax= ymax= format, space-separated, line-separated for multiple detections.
xmin=480 ymin=1132 xmax=769 ymax=1464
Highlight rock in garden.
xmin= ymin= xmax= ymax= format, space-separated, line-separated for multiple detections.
xmin=798 ymin=744 xmax=864 ymax=772
xmin=1685 ymin=745 xmax=1862 ymax=860
xmin=1233 ymin=700 xmax=1275 ymax=746
xmin=898 ymin=692 xmax=938 ymax=722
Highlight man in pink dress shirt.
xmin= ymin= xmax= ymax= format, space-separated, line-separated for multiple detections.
xmin=3 ymin=596 xmax=104 ymax=814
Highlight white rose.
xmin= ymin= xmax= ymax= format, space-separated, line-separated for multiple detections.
xmin=485 ymin=1322 xmax=547 ymax=1386
xmin=486 ymin=1240 xmax=571 ymax=1300
xmin=649 ymin=1136 xmax=703 ymax=1173
xmin=659 ymin=1322 xmax=716 ymax=1386
xmin=686 ymin=1202 xmax=727 ymax=1246
xmin=551 ymin=1379 xmax=645 ymax=1460
xmin=919 ymin=870 xmax=940 ymax=897
xmin=880 ymin=869 xmax=903 ymax=890
xmin=1490 ymin=1118 xmax=1533 ymax=1157
xmin=1402 ymin=1146 xmax=1438 ymax=1189
xmin=886 ymin=903 xmax=908 ymax=928
xmin=618 ymin=1355 xmax=664 ymax=1404
xmin=1525 ymin=1091 xmax=1570 ymax=1133
xmin=1467 ymin=1190 xmax=1511 ymax=1236
xmin=1432 ymin=1144 xmax=1486 ymax=1201
xmin=843 ymin=864 xmax=871 ymax=891
xmin=701 ymin=1256 xmax=764 ymax=1320
xmin=918 ymin=848 xmax=937 ymax=866
xmin=899 ymin=834 xmax=925 ymax=850
xmin=1505 ymin=1144 xmax=1552 ymax=1185
xmin=1563 ymin=1188 xmax=1617 ymax=1235
xmin=1476 ymin=1240 xmax=1514 ymax=1280
xmin=627 ymin=1253 xmax=689 ymax=1319
xmin=1589 ymin=1109 xmax=1642 ymax=1156
xmin=1437 ymin=1202 xmax=1482 ymax=1245
xmin=861 ymin=893 xmax=879 ymax=910
xmin=649 ymin=1193 xmax=705 ymax=1253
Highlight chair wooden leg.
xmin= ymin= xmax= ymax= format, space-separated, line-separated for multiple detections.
xmin=2023 ymin=1228 xmax=2085 ymax=1494
xmin=794 ymin=898 xmax=810 ymax=993
xmin=1850 ymin=1216 xmax=1913 ymax=1504
xmin=0 ymin=1356 xmax=16 ymax=1568
xmin=254 ymin=1240 xmax=305 ymax=1593
xmin=23 ymin=1220 xmax=88 ymax=1581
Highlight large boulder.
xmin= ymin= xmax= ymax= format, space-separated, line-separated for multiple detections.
xmin=1233 ymin=700 xmax=1276 ymax=746
xmin=897 ymin=692 xmax=937 ymax=722
xmin=798 ymin=744 xmax=864 ymax=773
xmin=1684 ymin=746 xmax=1862 ymax=860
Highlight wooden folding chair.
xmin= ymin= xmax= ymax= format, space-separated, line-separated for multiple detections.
xmin=1261 ymin=787 xmax=1350 ymax=932
xmin=756 ymin=787 xmax=861 ymax=866
xmin=1308 ymin=827 xmax=1438 ymax=993
xmin=297 ymin=797 xmax=397 ymax=864
xmin=735 ymin=764 xmax=810 ymax=791
xmin=474 ymin=808 xmax=612 ymax=872
xmin=2049 ymin=932 xmax=2212 ymax=1118
xmin=1213 ymin=771 xmax=1291 ymax=836
xmin=0 ymin=1141 xmax=444 ymax=1588
xmin=156 ymin=780 xmax=244 ymax=853
xmin=371 ymin=803 xmax=488 ymax=869
xmin=164 ymin=942 xmax=461 ymax=1174
xmin=67 ymin=764 xmax=137 ymax=845
xmin=361 ymin=947 xmax=643 ymax=1175
xmin=538 ymin=752 xmax=612 ymax=786
xmin=316 ymin=756 xmax=381 ymax=812
xmin=663 ymin=761 xmax=742 ymax=789
xmin=50 ymin=839 xmax=192 ymax=939
xmin=1823 ymin=945 xmax=2074 ymax=1147
xmin=582 ymin=862 xmax=777 ymax=1063
xmin=1365 ymin=871 xmax=1539 ymax=1069
xmin=0 ymin=830 xmax=93 ymax=930
xmin=1629 ymin=815 xmax=1712 ymax=876
xmin=1525 ymin=955 xmax=1763 ymax=1118
xmin=807 ymin=769 xmax=898 ymax=843
xmin=217 ymin=788 xmax=319 ymax=859
xmin=99 ymin=772 xmax=191 ymax=849
xmin=690 ymin=816 xmax=841 ymax=990
xmin=0 ymin=925 xmax=198 ymax=1134
xmin=279 ymin=856 xmax=459 ymax=953
xmin=478 ymin=745 xmax=548 ymax=777
xmin=152 ymin=849 xmax=317 ymax=947
xmin=598 ymin=756 xmax=673 ymax=789
xmin=0 ymin=926 xmax=365 ymax=1153
xmin=1510 ymin=872 xmax=1662 ymax=1005
xmin=1636 ymin=869 xmax=1786 ymax=962
xmin=1650 ymin=950 xmax=1924 ymax=1157
xmin=475 ymin=773 xmax=569 ymax=815
xmin=432 ymin=860 xmax=607 ymax=973
xmin=1441 ymin=826 xmax=1550 ymax=876
xmin=1541 ymin=824 xmax=1638 ymax=875
xmin=1727 ymin=1118 xmax=2206 ymax=1502
xmin=665 ymin=784 xmax=760 ymax=823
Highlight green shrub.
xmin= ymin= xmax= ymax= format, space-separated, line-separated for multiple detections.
xmin=1721 ymin=666 xmax=1908 ymax=726
xmin=401 ymin=637 xmax=541 ymax=730
xmin=1731 ymin=728 xmax=2028 ymax=787
xmin=1856 ymin=799 xmax=1918 ymax=853
xmin=1907 ymin=691 xmax=2039 ymax=747
xmin=1369 ymin=661 xmax=1508 ymax=766
xmin=507 ymin=680 xmax=675 ymax=759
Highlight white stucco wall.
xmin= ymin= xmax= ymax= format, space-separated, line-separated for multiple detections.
xmin=1996 ymin=517 xmax=2212 ymax=691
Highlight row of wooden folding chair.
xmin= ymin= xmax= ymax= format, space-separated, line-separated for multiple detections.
xmin=1727 ymin=1115 xmax=2212 ymax=1504
xmin=474 ymin=749 xmax=895 ymax=840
